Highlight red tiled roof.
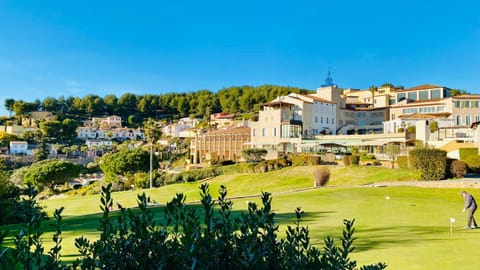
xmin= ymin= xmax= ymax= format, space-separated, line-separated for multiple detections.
xmin=404 ymin=84 xmax=445 ymax=91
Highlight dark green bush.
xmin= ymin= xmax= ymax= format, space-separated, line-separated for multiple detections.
xmin=397 ymin=156 xmax=409 ymax=169
xmin=0 ymin=184 xmax=387 ymax=269
xmin=450 ymin=159 xmax=468 ymax=178
xmin=409 ymin=148 xmax=447 ymax=180
xmin=459 ymin=148 xmax=479 ymax=161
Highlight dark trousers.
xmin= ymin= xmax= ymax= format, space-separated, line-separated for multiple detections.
xmin=468 ymin=207 xmax=478 ymax=228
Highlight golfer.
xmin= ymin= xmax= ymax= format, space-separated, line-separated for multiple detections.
xmin=461 ymin=191 xmax=478 ymax=229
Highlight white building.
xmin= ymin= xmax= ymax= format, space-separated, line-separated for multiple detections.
xmin=9 ymin=141 xmax=30 ymax=155
xmin=162 ymin=117 xmax=200 ymax=138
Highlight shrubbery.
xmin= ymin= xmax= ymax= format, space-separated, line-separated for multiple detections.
xmin=161 ymin=167 xmax=223 ymax=184
xmin=0 ymin=184 xmax=387 ymax=270
xmin=313 ymin=166 xmax=330 ymax=187
xmin=459 ymin=148 xmax=479 ymax=161
xmin=450 ymin=159 xmax=468 ymax=179
xmin=289 ymin=154 xmax=322 ymax=166
xmin=464 ymin=155 xmax=480 ymax=173
xmin=409 ymin=148 xmax=447 ymax=180
xmin=350 ymin=155 xmax=360 ymax=166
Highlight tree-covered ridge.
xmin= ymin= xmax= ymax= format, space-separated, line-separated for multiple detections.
xmin=4 ymin=85 xmax=313 ymax=121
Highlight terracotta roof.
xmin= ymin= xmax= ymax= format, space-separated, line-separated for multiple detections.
xmin=302 ymin=94 xmax=336 ymax=104
xmin=404 ymin=84 xmax=445 ymax=91
xmin=398 ymin=112 xmax=451 ymax=119
xmin=264 ymin=100 xmax=295 ymax=107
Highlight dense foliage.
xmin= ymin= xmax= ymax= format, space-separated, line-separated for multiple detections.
xmin=100 ymin=148 xmax=158 ymax=182
xmin=242 ymin=148 xmax=268 ymax=162
xmin=459 ymin=148 xmax=479 ymax=162
xmin=409 ymin=148 xmax=447 ymax=180
xmin=464 ymin=155 xmax=480 ymax=173
xmin=23 ymin=159 xmax=81 ymax=190
xmin=4 ymin=85 xmax=312 ymax=123
xmin=0 ymin=184 xmax=387 ymax=269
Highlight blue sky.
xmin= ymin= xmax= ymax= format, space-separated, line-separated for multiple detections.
xmin=1 ymin=0 xmax=480 ymax=116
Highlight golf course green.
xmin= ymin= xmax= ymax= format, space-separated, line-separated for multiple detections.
xmin=2 ymin=166 xmax=478 ymax=269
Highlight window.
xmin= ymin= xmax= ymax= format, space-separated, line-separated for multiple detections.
xmin=419 ymin=90 xmax=429 ymax=100
xmin=315 ymin=116 xmax=318 ymax=123
xmin=326 ymin=118 xmax=329 ymax=124
xmin=437 ymin=106 xmax=445 ymax=112
xmin=474 ymin=101 xmax=479 ymax=108
xmin=390 ymin=98 xmax=396 ymax=105
xmin=321 ymin=117 xmax=323 ymax=123
xmin=407 ymin=92 xmax=417 ymax=101
xmin=431 ymin=89 xmax=441 ymax=99
xmin=455 ymin=101 xmax=461 ymax=108
xmin=262 ymin=128 xmax=267 ymax=136
xmin=397 ymin=93 xmax=406 ymax=102
xmin=273 ymin=128 xmax=277 ymax=137
xmin=475 ymin=115 xmax=480 ymax=122
xmin=456 ymin=115 xmax=462 ymax=126
xmin=466 ymin=115 xmax=471 ymax=125
xmin=464 ymin=101 xmax=470 ymax=108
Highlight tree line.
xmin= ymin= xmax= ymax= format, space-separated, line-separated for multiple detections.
xmin=4 ymin=85 xmax=312 ymax=123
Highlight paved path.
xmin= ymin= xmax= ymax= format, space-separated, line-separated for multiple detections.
xmin=369 ymin=176 xmax=480 ymax=189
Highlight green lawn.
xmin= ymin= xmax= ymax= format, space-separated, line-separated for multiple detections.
xmin=3 ymin=165 xmax=477 ymax=269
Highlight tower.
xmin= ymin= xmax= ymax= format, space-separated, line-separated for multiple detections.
xmin=321 ymin=67 xmax=336 ymax=87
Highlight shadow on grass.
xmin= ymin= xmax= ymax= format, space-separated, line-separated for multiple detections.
xmin=353 ymin=225 xmax=467 ymax=252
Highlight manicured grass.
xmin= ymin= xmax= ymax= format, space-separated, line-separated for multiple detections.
xmin=3 ymin=165 xmax=474 ymax=269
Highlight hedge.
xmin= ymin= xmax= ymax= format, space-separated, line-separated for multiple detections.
xmin=459 ymin=148 xmax=479 ymax=161
xmin=409 ymin=148 xmax=447 ymax=180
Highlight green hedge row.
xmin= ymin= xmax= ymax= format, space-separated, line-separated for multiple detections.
xmin=409 ymin=149 xmax=447 ymax=180
xmin=459 ymin=148 xmax=479 ymax=161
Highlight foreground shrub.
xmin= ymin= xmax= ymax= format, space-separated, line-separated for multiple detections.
xmin=450 ymin=160 xmax=468 ymax=178
xmin=464 ymin=155 xmax=480 ymax=173
xmin=1 ymin=184 xmax=387 ymax=270
xmin=409 ymin=148 xmax=447 ymax=180
xmin=313 ymin=166 xmax=330 ymax=187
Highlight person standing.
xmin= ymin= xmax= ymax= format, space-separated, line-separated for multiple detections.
xmin=461 ymin=191 xmax=478 ymax=229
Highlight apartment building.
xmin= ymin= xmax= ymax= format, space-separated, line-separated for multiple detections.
xmin=191 ymin=126 xmax=250 ymax=162
xmin=84 ymin=115 xmax=122 ymax=129
xmin=250 ymin=93 xmax=337 ymax=159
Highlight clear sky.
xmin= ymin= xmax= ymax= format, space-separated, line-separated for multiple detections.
xmin=1 ymin=0 xmax=479 ymax=116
